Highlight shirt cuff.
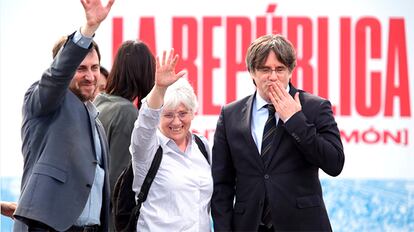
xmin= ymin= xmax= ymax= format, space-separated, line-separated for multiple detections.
xmin=72 ymin=29 xmax=94 ymax=49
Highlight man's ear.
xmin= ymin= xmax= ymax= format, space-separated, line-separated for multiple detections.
xmin=249 ymin=72 xmax=257 ymax=87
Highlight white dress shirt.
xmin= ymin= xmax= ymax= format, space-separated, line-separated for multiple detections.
xmin=74 ymin=30 xmax=104 ymax=226
xmin=129 ymin=101 xmax=213 ymax=232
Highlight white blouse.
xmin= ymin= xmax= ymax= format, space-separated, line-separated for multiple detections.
xmin=129 ymin=101 xmax=213 ymax=232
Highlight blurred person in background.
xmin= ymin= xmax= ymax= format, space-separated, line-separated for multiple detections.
xmin=93 ymin=65 xmax=109 ymax=99
xmin=93 ymin=40 xmax=155 ymax=230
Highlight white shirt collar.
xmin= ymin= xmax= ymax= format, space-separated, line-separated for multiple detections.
xmin=84 ymin=101 xmax=99 ymax=119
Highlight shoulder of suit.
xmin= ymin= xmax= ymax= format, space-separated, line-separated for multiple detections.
xmin=223 ymin=94 xmax=252 ymax=111
xmin=299 ymin=90 xmax=328 ymax=104
xmin=96 ymin=95 xmax=137 ymax=115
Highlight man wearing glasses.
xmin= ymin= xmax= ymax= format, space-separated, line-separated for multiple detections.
xmin=211 ymin=34 xmax=345 ymax=231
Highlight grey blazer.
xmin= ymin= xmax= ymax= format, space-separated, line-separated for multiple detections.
xmin=13 ymin=34 xmax=110 ymax=231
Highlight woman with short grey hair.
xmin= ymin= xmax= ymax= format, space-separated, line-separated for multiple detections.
xmin=129 ymin=49 xmax=213 ymax=232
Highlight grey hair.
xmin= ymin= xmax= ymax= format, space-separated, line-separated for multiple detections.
xmin=164 ymin=78 xmax=198 ymax=113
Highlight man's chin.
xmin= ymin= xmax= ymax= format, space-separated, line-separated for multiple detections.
xmin=75 ymin=91 xmax=94 ymax=102
xmin=69 ymin=86 xmax=95 ymax=102
xmin=82 ymin=93 xmax=94 ymax=101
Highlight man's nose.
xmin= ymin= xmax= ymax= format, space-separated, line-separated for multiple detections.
xmin=269 ymin=70 xmax=278 ymax=80
xmin=85 ymin=70 xmax=95 ymax=81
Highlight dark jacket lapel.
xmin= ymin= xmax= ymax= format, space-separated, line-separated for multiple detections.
xmin=240 ymin=93 xmax=266 ymax=169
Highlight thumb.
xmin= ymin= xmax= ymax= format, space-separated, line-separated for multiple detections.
xmin=294 ymin=92 xmax=300 ymax=104
xmin=176 ymin=70 xmax=187 ymax=79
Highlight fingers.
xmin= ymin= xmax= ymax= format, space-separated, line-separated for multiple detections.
xmin=106 ymin=0 xmax=115 ymax=10
xmin=168 ymin=48 xmax=175 ymax=64
xmin=160 ymin=49 xmax=177 ymax=67
xmin=170 ymin=54 xmax=179 ymax=69
xmin=156 ymin=49 xmax=184 ymax=82
xmin=268 ymin=82 xmax=281 ymax=103
xmin=274 ymin=80 xmax=287 ymax=99
xmin=158 ymin=49 xmax=179 ymax=71
xmin=80 ymin=0 xmax=87 ymax=8
xmin=294 ymin=92 xmax=300 ymax=103
xmin=268 ymin=85 xmax=277 ymax=105
xmin=294 ymin=92 xmax=302 ymax=109
xmin=155 ymin=56 xmax=161 ymax=71
xmin=161 ymin=50 xmax=167 ymax=66
xmin=268 ymin=81 xmax=291 ymax=107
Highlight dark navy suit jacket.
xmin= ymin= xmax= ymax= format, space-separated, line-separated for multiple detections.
xmin=212 ymin=84 xmax=345 ymax=231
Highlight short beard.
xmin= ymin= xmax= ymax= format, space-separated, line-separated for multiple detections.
xmin=71 ymin=88 xmax=94 ymax=102
xmin=77 ymin=93 xmax=93 ymax=102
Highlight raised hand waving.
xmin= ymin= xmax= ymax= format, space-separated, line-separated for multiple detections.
xmin=155 ymin=48 xmax=187 ymax=88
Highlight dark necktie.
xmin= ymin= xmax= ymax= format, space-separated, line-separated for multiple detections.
xmin=261 ymin=104 xmax=276 ymax=157
xmin=261 ymin=104 xmax=276 ymax=228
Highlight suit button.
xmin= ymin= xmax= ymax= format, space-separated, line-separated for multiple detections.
xmin=264 ymin=174 xmax=270 ymax=179
xmin=86 ymin=184 xmax=92 ymax=188
xmin=291 ymin=133 xmax=301 ymax=142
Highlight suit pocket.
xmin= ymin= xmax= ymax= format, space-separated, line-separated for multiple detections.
xmin=233 ymin=202 xmax=246 ymax=214
xmin=296 ymin=195 xmax=321 ymax=209
xmin=32 ymin=162 xmax=67 ymax=183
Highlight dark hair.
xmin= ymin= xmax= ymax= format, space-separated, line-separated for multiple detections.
xmin=52 ymin=35 xmax=101 ymax=62
xmin=246 ymin=34 xmax=296 ymax=73
xmin=105 ymin=40 xmax=155 ymax=105
xmin=100 ymin=66 xmax=109 ymax=78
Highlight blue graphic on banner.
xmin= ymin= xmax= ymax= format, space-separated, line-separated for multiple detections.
xmin=1 ymin=177 xmax=413 ymax=231
xmin=321 ymin=179 xmax=414 ymax=231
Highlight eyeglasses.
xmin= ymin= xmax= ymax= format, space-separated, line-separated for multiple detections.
xmin=256 ymin=66 xmax=288 ymax=76
xmin=162 ymin=111 xmax=191 ymax=120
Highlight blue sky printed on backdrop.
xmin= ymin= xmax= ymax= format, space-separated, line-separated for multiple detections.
xmin=1 ymin=177 xmax=414 ymax=231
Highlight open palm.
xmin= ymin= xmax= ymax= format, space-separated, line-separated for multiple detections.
xmin=155 ymin=49 xmax=187 ymax=88
xmin=81 ymin=0 xmax=115 ymax=26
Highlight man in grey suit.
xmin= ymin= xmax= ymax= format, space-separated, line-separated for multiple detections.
xmin=13 ymin=0 xmax=115 ymax=231
xmin=211 ymin=34 xmax=345 ymax=231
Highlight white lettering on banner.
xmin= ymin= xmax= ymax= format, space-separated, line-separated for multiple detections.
xmin=110 ymin=3 xmax=411 ymax=119
xmin=191 ymin=126 xmax=410 ymax=147
xmin=107 ymin=2 xmax=413 ymax=150
xmin=341 ymin=127 xmax=409 ymax=146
